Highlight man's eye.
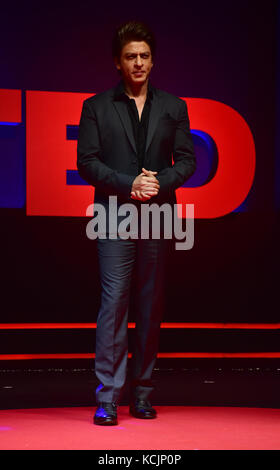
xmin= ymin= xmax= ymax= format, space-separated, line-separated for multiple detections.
xmin=127 ymin=55 xmax=149 ymax=59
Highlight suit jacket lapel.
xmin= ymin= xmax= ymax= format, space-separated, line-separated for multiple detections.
xmin=145 ymin=90 xmax=164 ymax=153
xmin=113 ymin=100 xmax=137 ymax=154
xmin=112 ymin=80 xmax=164 ymax=155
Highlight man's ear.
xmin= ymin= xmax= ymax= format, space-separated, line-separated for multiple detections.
xmin=114 ymin=57 xmax=120 ymax=70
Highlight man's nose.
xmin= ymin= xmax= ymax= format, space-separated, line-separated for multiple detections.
xmin=135 ymin=55 xmax=143 ymax=66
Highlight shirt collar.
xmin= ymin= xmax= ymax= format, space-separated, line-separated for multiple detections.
xmin=113 ymin=79 xmax=154 ymax=101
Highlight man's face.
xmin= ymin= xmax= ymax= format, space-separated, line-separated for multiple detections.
xmin=114 ymin=41 xmax=153 ymax=88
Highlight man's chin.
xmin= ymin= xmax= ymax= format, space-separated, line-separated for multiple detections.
xmin=131 ymin=74 xmax=148 ymax=84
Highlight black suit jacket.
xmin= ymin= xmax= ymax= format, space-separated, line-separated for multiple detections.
xmin=77 ymin=79 xmax=196 ymax=230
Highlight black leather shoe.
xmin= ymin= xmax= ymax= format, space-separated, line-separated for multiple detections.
xmin=94 ymin=402 xmax=118 ymax=425
xmin=129 ymin=399 xmax=157 ymax=419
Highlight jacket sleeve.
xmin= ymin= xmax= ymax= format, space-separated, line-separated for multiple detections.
xmin=77 ymin=100 xmax=135 ymax=200
xmin=155 ymin=99 xmax=196 ymax=197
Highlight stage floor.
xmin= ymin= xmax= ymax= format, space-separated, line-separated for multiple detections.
xmin=0 ymin=405 xmax=280 ymax=450
xmin=1 ymin=362 xmax=280 ymax=409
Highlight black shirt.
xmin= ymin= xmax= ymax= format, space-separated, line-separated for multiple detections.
xmin=114 ymin=79 xmax=154 ymax=174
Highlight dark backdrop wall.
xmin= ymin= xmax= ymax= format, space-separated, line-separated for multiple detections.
xmin=0 ymin=0 xmax=279 ymax=358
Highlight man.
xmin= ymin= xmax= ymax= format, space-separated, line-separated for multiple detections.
xmin=77 ymin=20 xmax=196 ymax=425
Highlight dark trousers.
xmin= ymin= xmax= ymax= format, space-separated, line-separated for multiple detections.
xmin=95 ymin=236 xmax=170 ymax=404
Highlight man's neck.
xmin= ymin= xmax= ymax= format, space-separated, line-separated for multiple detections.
xmin=123 ymin=79 xmax=149 ymax=100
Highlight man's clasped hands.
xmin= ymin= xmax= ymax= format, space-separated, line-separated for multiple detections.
xmin=131 ymin=167 xmax=160 ymax=201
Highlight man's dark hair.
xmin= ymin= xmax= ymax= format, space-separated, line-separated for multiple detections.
xmin=112 ymin=20 xmax=156 ymax=63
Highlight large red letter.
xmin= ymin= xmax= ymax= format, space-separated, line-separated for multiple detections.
xmin=177 ymin=98 xmax=256 ymax=218
xmin=26 ymin=91 xmax=94 ymax=216
xmin=0 ymin=89 xmax=21 ymax=123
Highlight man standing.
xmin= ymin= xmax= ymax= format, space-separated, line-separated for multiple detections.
xmin=77 ymin=20 xmax=196 ymax=425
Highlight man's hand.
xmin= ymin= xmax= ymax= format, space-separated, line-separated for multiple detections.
xmin=131 ymin=168 xmax=160 ymax=201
